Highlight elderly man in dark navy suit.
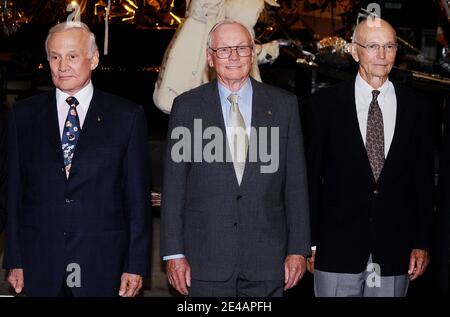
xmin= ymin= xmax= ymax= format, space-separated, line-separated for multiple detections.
xmin=3 ymin=21 xmax=151 ymax=297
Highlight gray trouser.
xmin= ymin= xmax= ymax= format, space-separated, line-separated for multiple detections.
xmin=189 ymin=269 xmax=284 ymax=297
xmin=314 ymin=255 xmax=410 ymax=297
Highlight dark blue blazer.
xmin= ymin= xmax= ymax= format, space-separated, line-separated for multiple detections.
xmin=3 ymin=89 xmax=152 ymax=296
xmin=306 ymin=79 xmax=434 ymax=276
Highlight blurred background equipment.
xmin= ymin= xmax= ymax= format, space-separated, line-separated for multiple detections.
xmin=152 ymin=0 xmax=284 ymax=114
xmin=0 ymin=0 xmax=20 ymax=35
xmin=1 ymin=0 xmax=450 ymax=119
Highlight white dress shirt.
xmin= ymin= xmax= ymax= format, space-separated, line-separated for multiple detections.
xmin=355 ymin=73 xmax=397 ymax=157
xmin=56 ymin=81 xmax=94 ymax=139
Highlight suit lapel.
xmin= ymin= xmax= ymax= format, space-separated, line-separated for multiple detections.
xmin=201 ymin=81 xmax=227 ymax=134
xmin=344 ymin=80 xmax=376 ymax=185
xmin=69 ymin=89 xmax=105 ymax=171
xmin=239 ymin=78 xmax=274 ymax=187
xmin=201 ymin=79 xmax=274 ymax=187
xmin=378 ymin=83 xmax=404 ymax=183
xmin=43 ymin=90 xmax=66 ymax=166
xmin=201 ymin=81 xmax=238 ymax=186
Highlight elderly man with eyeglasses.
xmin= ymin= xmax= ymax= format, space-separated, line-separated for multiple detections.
xmin=160 ymin=20 xmax=311 ymax=297
xmin=305 ymin=18 xmax=433 ymax=297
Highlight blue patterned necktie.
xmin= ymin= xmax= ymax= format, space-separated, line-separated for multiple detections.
xmin=61 ymin=96 xmax=80 ymax=178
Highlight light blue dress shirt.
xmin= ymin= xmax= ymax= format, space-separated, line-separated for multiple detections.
xmin=217 ymin=78 xmax=253 ymax=132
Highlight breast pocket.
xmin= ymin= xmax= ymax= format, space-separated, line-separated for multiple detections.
xmin=79 ymin=145 xmax=124 ymax=168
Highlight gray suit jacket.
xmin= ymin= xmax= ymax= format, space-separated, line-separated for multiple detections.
xmin=161 ymin=78 xmax=310 ymax=281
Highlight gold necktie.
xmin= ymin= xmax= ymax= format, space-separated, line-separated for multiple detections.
xmin=227 ymin=93 xmax=248 ymax=185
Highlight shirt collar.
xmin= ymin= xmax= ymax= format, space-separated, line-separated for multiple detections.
xmin=217 ymin=79 xmax=252 ymax=104
xmin=355 ymin=73 xmax=390 ymax=99
xmin=56 ymin=81 xmax=94 ymax=113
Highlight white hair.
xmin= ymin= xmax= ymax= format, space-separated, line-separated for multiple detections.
xmin=45 ymin=21 xmax=98 ymax=59
xmin=207 ymin=20 xmax=255 ymax=48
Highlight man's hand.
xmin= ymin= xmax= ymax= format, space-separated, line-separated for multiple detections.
xmin=408 ymin=249 xmax=429 ymax=281
xmin=118 ymin=273 xmax=143 ymax=297
xmin=166 ymin=258 xmax=191 ymax=296
xmin=6 ymin=268 xmax=24 ymax=294
xmin=306 ymin=250 xmax=316 ymax=274
xmin=284 ymin=254 xmax=306 ymax=291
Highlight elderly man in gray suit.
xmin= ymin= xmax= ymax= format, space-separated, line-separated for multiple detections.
xmin=160 ymin=20 xmax=311 ymax=297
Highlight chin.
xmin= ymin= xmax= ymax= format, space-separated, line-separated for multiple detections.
xmin=58 ymin=83 xmax=74 ymax=90
xmin=370 ymin=70 xmax=388 ymax=78
xmin=225 ymin=72 xmax=246 ymax=79
xmin=58 ymin=85 xmax=78 ymax=94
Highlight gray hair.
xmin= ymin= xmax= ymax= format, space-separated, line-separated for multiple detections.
xmin=45 ymin=21 xmax=98 ymax=59
xmin=207 ymin=20 xmax=255 ymax=48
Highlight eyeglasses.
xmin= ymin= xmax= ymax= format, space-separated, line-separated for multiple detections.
xmin=354 ymin=42 xmax=398 ymax=54
xmin=209 ymin=46 xmax=253 ymax=59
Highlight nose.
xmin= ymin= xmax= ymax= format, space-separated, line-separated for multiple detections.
xmin=59 ymin=58 xmax=69 ymax=71
xmin=377 ymin=46 xmax=386 ymax=59
xmin=229 ymin=48 xmax=240 ymax=60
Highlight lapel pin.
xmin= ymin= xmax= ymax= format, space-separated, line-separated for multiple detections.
xmin=97 ymin=116 xmax=101 ymax=122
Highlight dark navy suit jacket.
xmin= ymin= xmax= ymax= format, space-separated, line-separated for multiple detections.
xmin=3 ymin=89 xmax=152 ymax=296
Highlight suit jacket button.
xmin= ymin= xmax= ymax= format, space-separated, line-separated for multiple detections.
xmin=65 ymin=198 xmax=71 ymax=204
xmin=373 ymin=189 xmax=380 ymax=195
xmin=236 ymin=195 xmax=243 ymax=200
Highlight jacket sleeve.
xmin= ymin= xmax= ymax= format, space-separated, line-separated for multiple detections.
xmin=3 ymin=108 xmax=23 ymax=269
xmin=160 ymin=97 xmax=191 ymax=257
xmin=436 ymin=99 xmax=450 ymax=290
xmin=0 ymin=111 xmax=7 ymax=234
xmin=412 ymin=94 xmax=434 ymax=252
xmin=284 ymin=94 xmax=311 ymax=256
xmin=123 ymin=105 xmax=152 ymax=276
xmin=305 ymin=94 xmax=324 ymax=248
